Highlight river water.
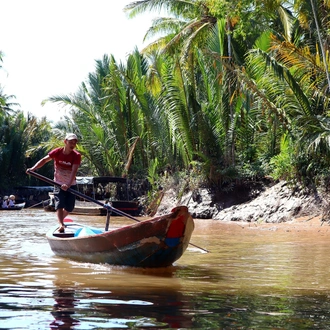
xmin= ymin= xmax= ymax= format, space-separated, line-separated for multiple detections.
xmin=1 ymin=209 xmax=330 ymax=329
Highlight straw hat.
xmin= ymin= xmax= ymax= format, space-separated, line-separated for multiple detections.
xmin=9 ymin=195 xmax=15 ymax=200
xmin=4 ymin=196 xmax=8 ymax=200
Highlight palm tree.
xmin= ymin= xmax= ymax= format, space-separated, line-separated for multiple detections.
xmin=235 ymin=0 xmax=330 ymax=183
xmin=126 ymin=1 xmax=223 ymax=167
xmin=0 ymin=111 xmax=52 ymax=189
xmin=45 ymin=52 xmax=163 ymax=177
xmin=294 ymin=0 xmax=330 ymax=90
xmin=45 ymin=55 xmax=122 ymax=176
xmin=43 ymin=0 xmax=330 ymax=187
xmin=123 ymin=0 xmax=292 ymax=174
xmin=0 ymin=87 xmax=19 ymax=115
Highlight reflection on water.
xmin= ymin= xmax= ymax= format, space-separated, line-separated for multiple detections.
xmin=1 ymin=209 xmax=330 ymax=328
xmin=51 ymin=288 xmax=79 ymax=328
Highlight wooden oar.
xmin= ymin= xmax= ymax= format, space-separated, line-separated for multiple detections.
xmin=26 ymin=170 xmax=140 ymax=222
xmin=26 ymin=170 xmax=210 ymax=253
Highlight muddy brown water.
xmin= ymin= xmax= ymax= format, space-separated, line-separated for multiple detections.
xmin=1 ymin=209 xmax=330 ymax=329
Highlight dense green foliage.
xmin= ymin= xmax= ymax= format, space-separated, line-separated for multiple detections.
xmin=1 ymin=0 xmax=330 ymax=194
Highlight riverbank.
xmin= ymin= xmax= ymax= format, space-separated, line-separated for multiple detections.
xmin=230 ymin=214 xmax=328 ymax=233
xmin=156 ymin=180 xmax=330 ymax=226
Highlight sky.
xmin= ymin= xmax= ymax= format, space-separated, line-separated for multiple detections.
xmin=0 ymin=0 xmax=158 ymax=122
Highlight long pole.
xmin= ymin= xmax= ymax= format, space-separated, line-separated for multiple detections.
xmin=26 ymin=170 xmax=209 ymax=253
xmin=26 ymin=199 xmax=50 ymax=209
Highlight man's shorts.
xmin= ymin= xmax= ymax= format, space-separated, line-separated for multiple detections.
xmin=53 ymin=185 xmax=77 ymax=212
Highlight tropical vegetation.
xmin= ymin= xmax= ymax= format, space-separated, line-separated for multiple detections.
xmin=1 ymin=0 xmax=330 ymax=199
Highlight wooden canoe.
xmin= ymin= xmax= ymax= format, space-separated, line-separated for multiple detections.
xmin=46 ymin=206 xmax=194 ymax=268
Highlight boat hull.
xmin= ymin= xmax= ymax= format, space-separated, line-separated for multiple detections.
xmin=46 ymin=206 xmax=194 ymax=267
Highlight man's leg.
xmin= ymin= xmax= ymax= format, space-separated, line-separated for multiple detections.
xmin=55 ymin=188 xmax=72 ymax=232
xmin=57 ymin=208 xmax=67 ymax=232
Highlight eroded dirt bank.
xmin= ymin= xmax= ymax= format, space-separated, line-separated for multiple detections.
xmin=156 ymin=180 xmax=330 ymax=226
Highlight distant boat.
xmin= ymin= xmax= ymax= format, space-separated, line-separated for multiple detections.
xmin=0 ymin=202 xmax=25 ymax=211
xmin=46 ymin=206 xmax=194 ymax=268
xmin=44 ymin=176 xmax=140 ymax=216
xmin=44 ymin=197 xmax=139 ymax=216
xmin=72 ymin=200 xmax=139 ymax=216
xmin=44 ymin=197 xmax=107 ymax=216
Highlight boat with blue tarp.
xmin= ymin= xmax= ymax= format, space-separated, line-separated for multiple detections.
xmin=46 ymin=206 xmax=194 ymax=268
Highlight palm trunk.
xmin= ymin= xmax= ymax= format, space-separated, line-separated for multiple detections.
xmin=123 ymin=136 xmax=140 ymax=177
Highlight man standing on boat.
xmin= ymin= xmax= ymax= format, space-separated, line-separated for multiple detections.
xmin=26 ymin=133 xmax=81 ymax=233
